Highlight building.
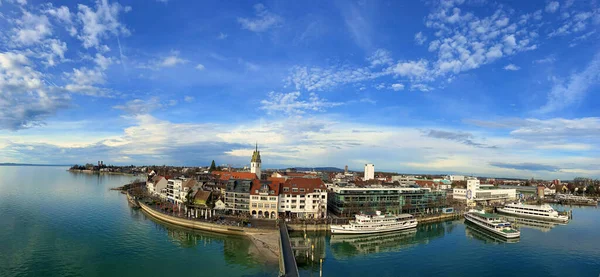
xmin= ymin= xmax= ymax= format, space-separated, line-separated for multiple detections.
xmin=391 ymin=175 xmax=417 ymax=186
xmin=453 ymin=179 xmax=516 ymax=205
xmin=249 ymin=180 xmax=281 ymax=219
xmin=364 ymin=163 xmax=374 ymax=181
xmin=147 ymin=175 xmax=168 ymax=197
xmin=224 ymin=179 xmax=253 ymax=215
xmin=179 ymin=179 xmax=199 ymax=204
xmin=166 ymin=178 xmax=184 ymax=203
xmin=445 ymin=175 xmax=466 ymax=182
xmin=212 ymin=171 xmax=257 ymax=181
xmin=250 ymin=143 xmax=262 ymax=179
xmin=278 ymin=178 xmax=328 ymax=219
xmin=328 ymin=184 xmax=446 ymax=217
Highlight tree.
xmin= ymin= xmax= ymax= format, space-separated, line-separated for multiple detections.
xmin=209 ymin=160 xmax=216 ymax=172
xmin=586 ymin=185 xmax=596 ymax=196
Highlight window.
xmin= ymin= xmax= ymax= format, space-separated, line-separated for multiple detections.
xmin=281 ymin=205 xmax=285 ymax=209
xmin=260 ymin=196 xmax=267 ymax=201
xmin=251 ymin=203 xmax=257 ymax=208
xmin=300 ymin=205 xmax=305 ymax=209
xmin=322 ymin=195 xmax=326 ymax=199
xmin=291 ymin=205 xmax=297 ymax=209
xmin=251 ymin=196 xmax=258 ymax=200
xmin=300 ymin=188 xmax=305 ymax=192
xmin=283 ymin=187 xmax=289 ymax=192
xmin=300 ymin=200 xmax=305 ymax=203
xmin=271 ymin=204 xmax=277 ymax=208
xmin=258 ymin=203 xmax=263 ymax=208
xmin=300 ymin=194 xmax=305 ymax=198
xmin=291 ymin=200 xmax=297 ymax=203
xmin=292 ymin=188 xmax=298 ymax=192
xmin=269 ymin=197 xmax=277 ymax=201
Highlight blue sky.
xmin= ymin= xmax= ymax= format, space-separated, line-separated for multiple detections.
xmin=0 ymin=0 xmax=599 ymax=179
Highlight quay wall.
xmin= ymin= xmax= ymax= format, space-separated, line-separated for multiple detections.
xmin=138 ymin=202 xmax=267 ymax=235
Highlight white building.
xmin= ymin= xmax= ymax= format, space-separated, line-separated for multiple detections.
xmin=445 ymin=175 xmax=466 ymax=182
xmin=364 ymin=163 xmax=374 ymax=181
xmin=391 ymin=175 xmax=417 ymax=186
xmin=278 ymin=178 xmax=328 ymax=219
xmin=167 ymin=179 xmax=183 ymax=203
xmin=250 ymin=144 xmax=262 ymax=179
xmin=147 ymin=175 xmax=168 ymax=198
xmin=453 ymin=179 xmax=516 ymax=205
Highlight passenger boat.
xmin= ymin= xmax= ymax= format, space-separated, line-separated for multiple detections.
xmin=464 ymin=209 xmax=520 ymax=238
xmin=330 ymin=211 xmax=417 ymax=234
xmin=465 ymin=222 xmax=520 ymax=244
xmin=496 ymin=203 xmax=569 ymax=223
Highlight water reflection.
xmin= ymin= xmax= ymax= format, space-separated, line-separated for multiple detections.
xmin=464 ymin=222 xmax=520 ymax=244
xmin=329 ymin=221 xmax=457 ymax=259
xmin=144 ymin=215 xmax=262 ymax=268
xmin=502 ymin=215 xmax=562 ymax=232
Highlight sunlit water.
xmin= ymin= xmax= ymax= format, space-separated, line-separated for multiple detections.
xmin=1 ymin=166 xmax=599 ymax=277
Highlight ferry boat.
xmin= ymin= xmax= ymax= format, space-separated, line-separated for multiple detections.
xmin=496 ymin=203 xmax=569 ymax=223
xmin=464 ymin=209 xmax=520 ymax=239
xmin=330 ymin=211 xmax=417 ymax=234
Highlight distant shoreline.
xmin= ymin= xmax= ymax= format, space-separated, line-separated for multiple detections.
xmin=67 ymin=169 xmax=141 ymax=176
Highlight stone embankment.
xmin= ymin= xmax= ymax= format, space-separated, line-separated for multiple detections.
xmin=137 ymin=201 xmax=280 ymax=262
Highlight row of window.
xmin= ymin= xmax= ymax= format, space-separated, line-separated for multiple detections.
xmin=279 ymin=205 xmax=326 ymax=210
xmin=251 ymin=203 xmax=277 ymax=208
xmin=250 ymin=196 xmax=277 ymax=201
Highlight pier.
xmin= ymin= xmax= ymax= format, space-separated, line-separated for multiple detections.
xmin=279 ymin=222 xmax=299 ymax=277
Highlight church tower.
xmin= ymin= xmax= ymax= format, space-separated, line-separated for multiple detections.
xmin=250 ymin=143 xmax=262 ymax=179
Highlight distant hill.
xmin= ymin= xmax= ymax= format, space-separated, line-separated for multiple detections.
xmin=292 ymin=167 xmax=345 ymax=172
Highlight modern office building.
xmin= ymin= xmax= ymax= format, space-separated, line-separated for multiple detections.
xmin=328 ymin=184 xmax=447 ymax=217
xmin=224 ymin=179 xmax=253 ymax=215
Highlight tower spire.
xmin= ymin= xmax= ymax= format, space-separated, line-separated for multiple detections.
xmin=255 ymin=142 xmax=258 ymax=152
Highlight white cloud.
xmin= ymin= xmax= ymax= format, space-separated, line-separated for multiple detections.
xmin=410 ymin=83 xmax=434 ymax=92
xmin=12 ymin=11 xmax=52 ymax=45
xmin=160 ymin=54 xmax=187 ymax=67
xmin=391 ymin=83 xmax=405 ymax=91
xmin=94 ymin=53 xmax=112 ymax=70
xmin=237 ymin=3 xmax=282 ymax=32
xmin=77 ymin=0 xmax=130 ymax=49
xmin=0 ymin=52 xmax=70 ymax=130
xmin=195 ymin=64 xmax=205 ymax=70
xmin=414 ymin=32 xmax=427 ymax=45
xmin=113 ymin=98 xmax=162 ymax=115
xmin=545 ymin=1 xmax=560 ymax=13
xmin=217 ymin=32 xmax=228 ymax=39
xmin=367 ymin=49 xmax=392 ymax=67
xmin=260 ymin=91 xmax=342 ymax=115
xmin=393 ymin=60 xmax=431 ymax=81
xmin=503 ymin=64 xmax=520 ymax=71
xmin=184 ymin=96 xmax=194 ymax=103
xmin=539 ymin=52 xmax=600 ymax=113
xmin=40 ymin=39 xmax=67 ymax=67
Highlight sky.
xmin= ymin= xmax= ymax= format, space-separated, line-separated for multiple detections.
xmin=0 ymin=0 xmax=599 ymax=179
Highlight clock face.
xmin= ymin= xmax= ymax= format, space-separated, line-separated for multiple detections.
xmin=467 ymin=189 xmax=473 ymax=200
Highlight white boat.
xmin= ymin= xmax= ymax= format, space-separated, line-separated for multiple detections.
xmin=330 ymin=211 xmax=418 ymax=234
xmin=464 ymin=209 xmax=520 ymax=239
xmin=497 ymin=203 xmax=569 ymax=223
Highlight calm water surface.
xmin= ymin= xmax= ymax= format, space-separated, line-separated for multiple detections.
xmin=1 ymin=166 xmax=599 ymax=277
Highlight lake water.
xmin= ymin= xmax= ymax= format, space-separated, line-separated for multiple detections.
xmin=1 ymin=166 xmax=599 ymax=277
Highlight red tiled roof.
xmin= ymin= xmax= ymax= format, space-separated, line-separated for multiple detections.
xmin=250 ymin=179 xmax=281 ymax=196
xmin=280 ymin=178 xmax=326 ymax=195
xmin=212 ymin=171 xmax=257 ymax=181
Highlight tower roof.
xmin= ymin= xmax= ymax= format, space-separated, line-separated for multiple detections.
xmin=251 ymin=143 xmax=261 ymax=163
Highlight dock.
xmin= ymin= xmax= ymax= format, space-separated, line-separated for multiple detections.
xmin=278 ymin=222 xmax=299 ymax=277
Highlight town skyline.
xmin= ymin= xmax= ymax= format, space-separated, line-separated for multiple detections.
xmin=1 ymin=0 xmax=599 ymax=180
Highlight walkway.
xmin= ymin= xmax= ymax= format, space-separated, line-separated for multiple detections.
xmin=279 ymin=222 xmax=299 ymax=277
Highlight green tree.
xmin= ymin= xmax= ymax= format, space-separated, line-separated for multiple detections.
xmin=209 ymin=160 xmax=216 ymax=172
xmin=586 ymin=185 xmax=596 ymax=196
